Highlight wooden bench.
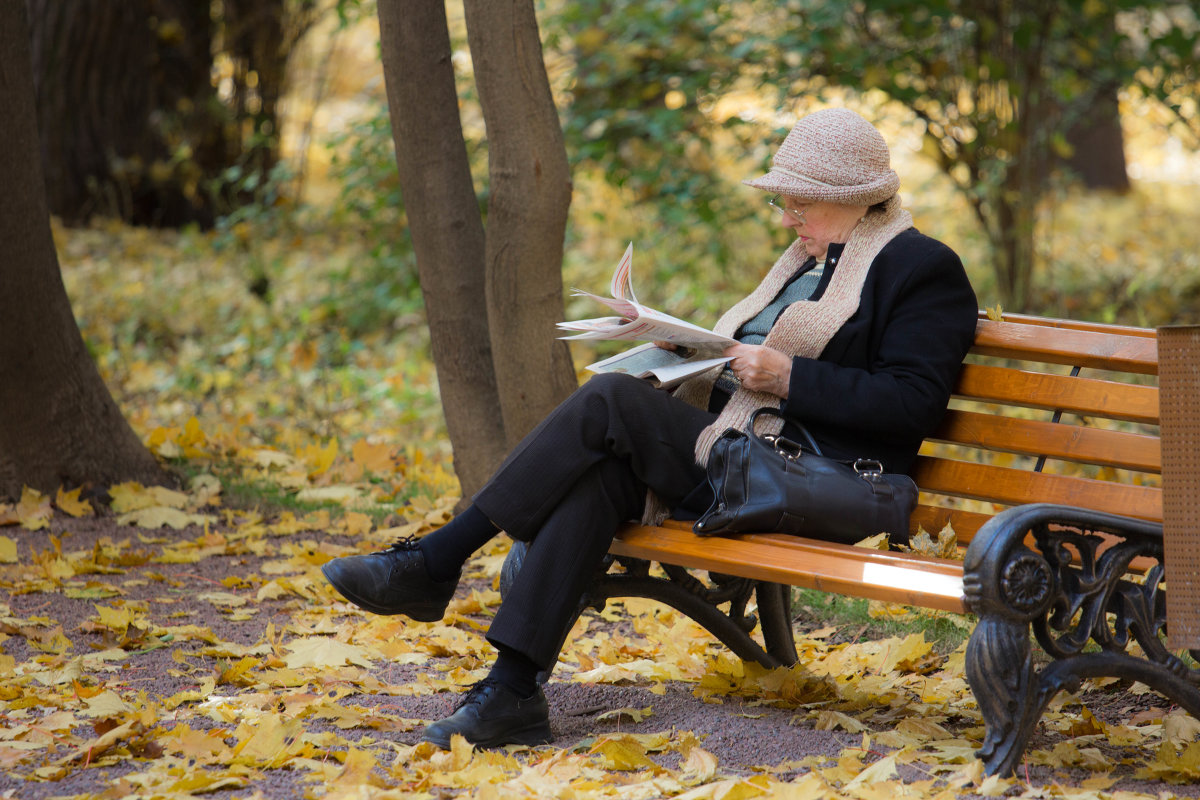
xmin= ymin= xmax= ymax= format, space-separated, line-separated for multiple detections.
xmin=502 ymin=311 xmax=1200 ymax=776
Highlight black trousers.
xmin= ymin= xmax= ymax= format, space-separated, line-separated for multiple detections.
xmin=473 ymin=373 xmax=715 ymax=668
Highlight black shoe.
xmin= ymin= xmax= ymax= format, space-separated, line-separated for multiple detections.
xmin=320 ymin=536 xmax=458 ymax=621
xmin=421 ymin=679 xmax=552 ymax=749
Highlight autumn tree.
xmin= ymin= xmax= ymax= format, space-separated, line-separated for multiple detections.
xmin=0 ymin=2 xmax=166 ymax=501
xmin=754 ymin=0 xmax=1199 ymax=307
xmin=376 ymin=0 xmax=576 ymax=497
xmin=556 ymin=0 xmax=1197 ymax=309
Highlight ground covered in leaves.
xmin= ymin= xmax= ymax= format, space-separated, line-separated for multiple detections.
xmin=4 ymin=481 xmax=1200 ymax=800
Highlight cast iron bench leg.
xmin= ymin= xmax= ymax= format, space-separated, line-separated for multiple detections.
xmin=500 ymin=541 xmax=797 ymax=676
xmin=964 ymin=503 xmax=1200 ymax=776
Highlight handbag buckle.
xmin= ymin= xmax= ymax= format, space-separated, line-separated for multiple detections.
xmin=853 ymin=458 xmax=885 ymax=478
xmin=765 ymin=434 xmax=805 ymax=462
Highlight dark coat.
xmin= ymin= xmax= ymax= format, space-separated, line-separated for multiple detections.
xmin=711 ymin=227 xmax=978 ymax=476
xmin=779 ymin=228 xmax=978 ymax=473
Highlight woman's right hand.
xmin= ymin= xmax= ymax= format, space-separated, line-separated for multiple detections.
xmin=653 ymin=341 xmax=678 ymax=351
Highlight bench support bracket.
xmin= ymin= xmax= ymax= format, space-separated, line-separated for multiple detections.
xmin=500 ymin=543 xmax=799 ymax=673
xmin=964 ymin=503 xmax=1200 ymax=776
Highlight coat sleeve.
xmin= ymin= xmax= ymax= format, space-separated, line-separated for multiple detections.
xmin=779 ymin=236 xmax=978 ymax=448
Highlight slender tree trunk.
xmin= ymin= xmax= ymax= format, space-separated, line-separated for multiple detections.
xmin=376 ymin=0 xmax=509 ymax=497
xmin=1065 ymin=86 xmax=1130 ymax=192
xmin=0 ymin=2 xmax=166 ymax=501
xmin=463 ymin=0 xmax=577 ymax=449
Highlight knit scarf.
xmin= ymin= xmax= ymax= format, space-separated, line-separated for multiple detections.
xmin=642 ymin=196 xmax=913 ymax=525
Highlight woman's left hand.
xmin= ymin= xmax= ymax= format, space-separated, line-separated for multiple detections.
xmin=724 ymin=343 xmax=792 ymax=398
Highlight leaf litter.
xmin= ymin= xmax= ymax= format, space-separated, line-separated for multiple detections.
xmin=2 ymin=478 xmax=1200 ymax=799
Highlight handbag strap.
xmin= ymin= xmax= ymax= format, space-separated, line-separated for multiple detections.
xmin=748 ymin=406 xmax=823 ymax=456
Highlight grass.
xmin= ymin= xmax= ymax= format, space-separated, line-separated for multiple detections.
xmin=792 ymin=588 xmax=972 ymax=654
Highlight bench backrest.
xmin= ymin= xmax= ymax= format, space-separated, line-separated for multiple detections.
xmin=912 ymin=312 xmax=1160 ymax=546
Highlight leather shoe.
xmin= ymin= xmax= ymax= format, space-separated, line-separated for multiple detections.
xmin=422 ymin=679 xmax=552 ymax=749
xmin=320 ymin=536 xmax=458 ymax=621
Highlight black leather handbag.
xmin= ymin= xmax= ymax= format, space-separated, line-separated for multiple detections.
xmin=693 ymin=407 xmax=917 ymax=545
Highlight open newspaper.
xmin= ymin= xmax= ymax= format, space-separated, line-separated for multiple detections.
xmin=557 ymin=243 xmax=735 ymax=389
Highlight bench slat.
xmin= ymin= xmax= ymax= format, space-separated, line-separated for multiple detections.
xmin=955 ymin=363 xmax=1159 ymax=424
xmin=931 ymin=409 xmax=1161 ymax=473
xmin=912 ymin=455 xmax=1162 ymax=521
xmin=972 ymin=319 xmax=1158 ymax=375
xmin=986 ymin=311 xmax=1157 ymax=338
xmin=911 ymin=504 xmax=991 ymax=542
xmin=612 ymin=523 xmax=966 ymax=613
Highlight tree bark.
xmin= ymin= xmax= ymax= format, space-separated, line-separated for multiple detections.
xmin=376 ymin=0 xmax=509 ymax=497
xmin=464 ymin=0 xmax=577 ymax=449
xmin=0 ymin=2 xmax=166 ymax=501
xmin=1065 ymin=86 xmax=1130 ymax=193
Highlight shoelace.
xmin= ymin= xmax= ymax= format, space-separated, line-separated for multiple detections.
xmin=380 ymin=535 xmax=420 ymax=553
xmin=454 ymin=678 xmax=500 ymax=711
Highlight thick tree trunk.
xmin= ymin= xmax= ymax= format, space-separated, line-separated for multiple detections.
xmin=27 ymin=0 xmax=227 ymax=227
xmin=376 ymin=0 xmax=509 ymax=497
xmin=0 ymin=2 xmax=166 ymax=501
xmin=463 ymin=0 xmax=577 ymax=449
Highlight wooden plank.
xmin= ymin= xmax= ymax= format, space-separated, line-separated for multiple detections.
xmin=983 ymin=311 xmax=1157 ymax=339
xmin=930 ymin=409 xmax=1161 ymax=473
xmin=612 ymin=523 xmax=966 ymax=613
xmin=911 ymin=504 xmax=991 ymax=543
xmin=971 ymin=319 xmax=1158 ymax=375
xmin=954 ymin=364 xmax=1159 ymax=424
xmin=911 ymin=456 xmax=1162 ymax=522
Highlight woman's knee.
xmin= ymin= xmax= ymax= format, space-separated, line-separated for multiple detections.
xmin=575 ymin=372 xmax=658 ymax=410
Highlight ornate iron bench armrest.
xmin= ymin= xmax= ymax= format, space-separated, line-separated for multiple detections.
xmin=962 ymin=502 xmax=1200 ymax=776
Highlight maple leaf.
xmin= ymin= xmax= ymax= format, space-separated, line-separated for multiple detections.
xmin=0 ymin=536 xmax=16 ymax=564
xmin=17 ymin=486 xmax=52 ymax=531
xmin=588 ymin=734 xmax=665 ymax=772
xmin=282 ymin=636 xmax=374 ymax=669
xmin=55 ymin=486 xmax=94 ymax=518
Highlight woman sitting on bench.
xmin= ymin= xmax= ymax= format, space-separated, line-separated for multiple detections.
xmin=320 ymin=107 xmax=979 ymax=749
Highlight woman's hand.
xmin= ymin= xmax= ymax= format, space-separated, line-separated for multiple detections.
xmin=724 ymin=343 xmax=792 ymax=398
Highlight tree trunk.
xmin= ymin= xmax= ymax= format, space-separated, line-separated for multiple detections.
xmin=0 ymin=2 xmax=167 ymax=501
xmin=463 ymin=0 xmax=577 ymax=449
xmin=376 ymin=0 xmax=509 ymax=498
xmin=1065 ymin=86 xmax=1130 ymax=192
xmin=27 ymin=0 xmax=228 ymax=227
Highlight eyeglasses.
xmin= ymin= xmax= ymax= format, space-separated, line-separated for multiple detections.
xmin=768 ymin=195 xmax=808 ymax=224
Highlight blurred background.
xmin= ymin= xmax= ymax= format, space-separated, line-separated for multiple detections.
xmin=28 ymin=0 xmax=1199 ymax=508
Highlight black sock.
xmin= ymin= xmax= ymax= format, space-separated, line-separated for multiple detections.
xmin=488 ymin=645 xmax=540 ymax=698
xmin=418 ymin=504 xmax=499 ymax=582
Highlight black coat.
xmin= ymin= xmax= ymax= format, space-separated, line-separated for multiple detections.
xmin=713 ymin=227 xmax=978 ymax=476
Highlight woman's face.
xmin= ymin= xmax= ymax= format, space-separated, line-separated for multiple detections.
xmin=775 ymin=197 xmax=869 ymax=260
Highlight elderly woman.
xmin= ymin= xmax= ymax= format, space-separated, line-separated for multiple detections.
xmin=321 ymin=108 xmax=979 ymax=748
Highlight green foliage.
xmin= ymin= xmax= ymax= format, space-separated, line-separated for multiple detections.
xmin=747 ymin=0 xmax=1199 ymax=307
xmin=546 ymin=0 xmax=1198 ymax=309
xmin=548 ymin=1 xmax=773 ymax=277
xmin=320 ymin=99 xmax=425 ymax=335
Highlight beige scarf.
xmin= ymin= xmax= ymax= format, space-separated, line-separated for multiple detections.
xmin=644 ymin=195 xmax=913 ymax=524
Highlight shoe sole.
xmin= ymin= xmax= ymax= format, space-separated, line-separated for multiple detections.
xmin=422 ymin=721 xmax=553 ymax=749
xmin=321 ymin=563 xmax=445 ymax=622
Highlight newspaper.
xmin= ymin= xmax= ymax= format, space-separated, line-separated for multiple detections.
xmin=583 ymin=342 xmax=731 ymax=389
xmin=558 ymin=243 xmax=735 ymax=387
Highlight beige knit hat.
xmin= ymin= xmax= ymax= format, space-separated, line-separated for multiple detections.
xmin=743 ymin=108 xmax=900 ymax=205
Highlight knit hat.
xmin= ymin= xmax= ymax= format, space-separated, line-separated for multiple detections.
xmin=743 ymin=108 xmax=900 ymax=205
